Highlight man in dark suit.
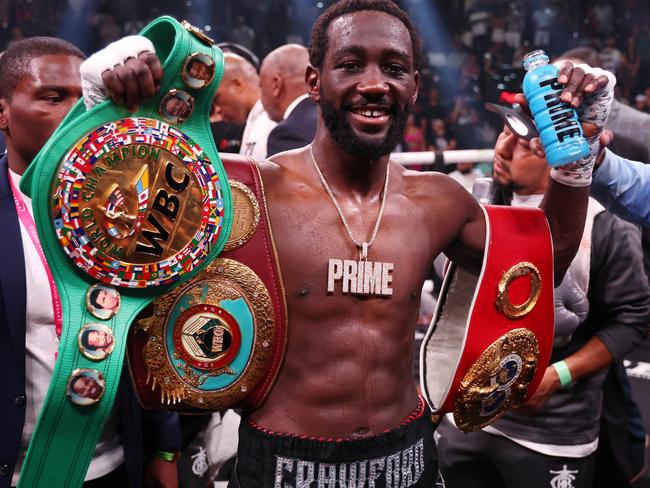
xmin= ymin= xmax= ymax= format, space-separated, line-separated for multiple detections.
xmin=0 ymin=37 xmax=181 ymax=488
xmin=261 ymin=44 xmax=317 ymax=157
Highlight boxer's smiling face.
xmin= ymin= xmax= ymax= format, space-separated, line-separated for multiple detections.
xmin=315 ymin=10 xmax=419 ymax=160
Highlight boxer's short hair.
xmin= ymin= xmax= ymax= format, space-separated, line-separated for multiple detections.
xmin=0 ymin=37 xmax=85 ymax=99
xmin=309 ymin=0 xmax=422 ymax=71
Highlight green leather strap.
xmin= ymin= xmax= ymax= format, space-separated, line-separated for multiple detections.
xmin=18 ymin=17 xmax=231 ymax=488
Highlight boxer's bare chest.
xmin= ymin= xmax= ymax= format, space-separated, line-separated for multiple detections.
xmin=260 ymin=161 xmax=456 ymax=314
xmin=252 ymin=158 xmax=476 ymax=433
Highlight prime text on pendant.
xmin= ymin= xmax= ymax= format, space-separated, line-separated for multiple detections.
xmin=327 ymin=258 xmax=394 ymax=296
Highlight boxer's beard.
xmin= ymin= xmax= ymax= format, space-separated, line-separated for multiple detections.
xmin=319 ymin=91 xmax=410 ymax=161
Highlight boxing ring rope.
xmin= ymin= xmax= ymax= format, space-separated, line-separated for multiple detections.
xmin=391 ymin=149 xmax=495 ymax=167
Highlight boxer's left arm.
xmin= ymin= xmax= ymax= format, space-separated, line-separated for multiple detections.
xmin=445 ymin=65 xmax=614 ymax=280
xmin=536 ymin=175 xmax=589 ymax=285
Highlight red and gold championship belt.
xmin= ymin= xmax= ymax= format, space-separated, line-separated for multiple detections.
xmin=420 ymin=205 xmax=554 ymax=432
xmin=127 ymin=154 xmax=288 ymax=411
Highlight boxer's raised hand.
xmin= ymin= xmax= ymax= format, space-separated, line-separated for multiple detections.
xmin=80 ymin=36 xmax=163 ymax=112
xmin=101 ymin=52 xmax=163 ymax=112
xmin=518 ymin=62 xmax=615 ymax=186
xmin=556 ymin=62 xmax=611 ymax=112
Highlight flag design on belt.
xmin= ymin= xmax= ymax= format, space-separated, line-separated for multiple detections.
xmin=52 ymin=117 xmax=225 ymax=288
xmin=134 ymin=164 xmax=150 ymax=232
xmin=104 ymin=185 xmax=129 ymax=238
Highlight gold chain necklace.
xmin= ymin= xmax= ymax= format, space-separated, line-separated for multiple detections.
xmin=308 ymin=144 xmax=394 ymax=297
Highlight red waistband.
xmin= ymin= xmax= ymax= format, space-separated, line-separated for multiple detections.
xmin=247 ymin=397 xmax=426 ymax=443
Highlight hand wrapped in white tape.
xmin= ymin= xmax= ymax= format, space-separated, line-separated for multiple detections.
xmin=548 ymin=62 xmax=616 ymax=187
xmin=80 ymin=36 xmax=156 ymax=109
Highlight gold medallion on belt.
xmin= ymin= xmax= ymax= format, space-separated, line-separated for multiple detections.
xmin=453 ymin=328 xmax=540 ymax=431
xmin=136 ymin=258 xmax=275 ymax=408
xmin=51 ymin=118 xmax=226 ymax=288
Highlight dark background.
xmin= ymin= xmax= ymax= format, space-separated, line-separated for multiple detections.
xmin=2 ymin=0 xmax=650 ymax=151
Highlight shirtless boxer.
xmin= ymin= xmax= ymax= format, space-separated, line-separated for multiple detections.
xmin=93 ymin=1 xmax=611 ymax=485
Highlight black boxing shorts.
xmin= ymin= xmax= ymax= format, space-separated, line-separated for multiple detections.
xmin=228 ymin=399 xmax=438 ymax=488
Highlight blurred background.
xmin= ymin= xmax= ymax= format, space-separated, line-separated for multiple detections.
xmin=1 ymin=0 xmax=649 ymax=153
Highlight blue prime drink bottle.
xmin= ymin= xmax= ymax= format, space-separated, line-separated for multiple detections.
xmin=522 ymin=49 xmax=589 ymax=166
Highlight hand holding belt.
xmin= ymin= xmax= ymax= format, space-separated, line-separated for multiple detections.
xmin=18 ymin=17 xmax=232 ymax=487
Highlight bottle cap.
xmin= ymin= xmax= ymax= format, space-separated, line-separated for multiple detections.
xmin=523 ymin=49 xmax=549 ymax=70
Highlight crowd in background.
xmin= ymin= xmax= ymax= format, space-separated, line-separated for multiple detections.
xmin=1 ymin=0 xmax=650 ymax=154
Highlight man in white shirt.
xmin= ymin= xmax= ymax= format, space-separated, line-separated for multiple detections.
xmin=212 ymin=52 xmax=276 ymax=161
xmin=448 ymin=161 xmax=485 ymax=192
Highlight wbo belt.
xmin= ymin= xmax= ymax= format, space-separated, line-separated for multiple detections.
xmin=18 ymin=17 xmax=232 ymax=488
xmin=127 ymin=154 xmax=288 ymax=412
xmin=420 ymin=205 xmax=554 ymax=432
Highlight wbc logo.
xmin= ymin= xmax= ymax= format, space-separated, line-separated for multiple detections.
xmin=51 ymin=117 xmax=226 ymax=288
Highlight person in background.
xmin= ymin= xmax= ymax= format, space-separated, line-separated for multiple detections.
xmin=448 ymin=161 xmax=484 ymax=192
xmin=0 ymin=36 xmax=181 ymax=488
xmin=620 ymin=37 xmax=640 ymax=102
xmin=260 ymin=43 xmax=317 ymax=157
xmin=437 ymin=123 xmax=650 ymax=488
xmin=212 ymin=51 xmax=276 ymax=160
xmin=426 ymin=118 xmax=457 ymax=152
xmin=403 ymin=114 xmax=425 ymax=152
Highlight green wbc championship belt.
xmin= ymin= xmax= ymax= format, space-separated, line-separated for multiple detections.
xmin=17 ymin=17 xmax=231 ymax=487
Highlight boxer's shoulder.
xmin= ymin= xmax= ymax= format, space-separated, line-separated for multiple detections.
xmin=257 ymin=148 xmax=317 ymax=199
xmin=259 ymin=148 xmax=304 ymax=176
xmin=400 ymin=166 xmax=475 ymax=205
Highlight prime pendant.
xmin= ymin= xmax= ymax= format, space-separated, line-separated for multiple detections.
xmin=327 ymin=258 xmax=394 ymax=296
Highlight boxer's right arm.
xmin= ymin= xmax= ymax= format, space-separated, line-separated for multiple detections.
xmin=101 ymin=52 xmax=163 ymax=112
xmin=80 ymin=36 xmax=163 ymax=112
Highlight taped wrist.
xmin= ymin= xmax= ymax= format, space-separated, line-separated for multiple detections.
xmin=549 ymin=64 xmax=615 ymax=186
xmin=80 ymin=35 xmax=156 ymax=109
xmin=550 ymin=135 xmax=599 ymax=187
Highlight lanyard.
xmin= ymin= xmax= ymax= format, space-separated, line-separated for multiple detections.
xmin=9 ymin=173 xmax=63 ymax=338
